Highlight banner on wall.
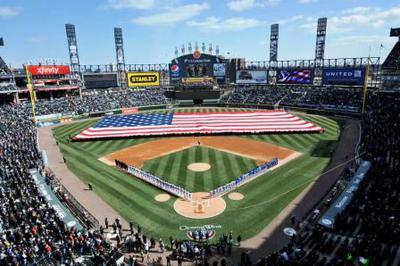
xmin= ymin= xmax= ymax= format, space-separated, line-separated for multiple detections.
xmin=127 ymin=72 xmax=160 ymax=87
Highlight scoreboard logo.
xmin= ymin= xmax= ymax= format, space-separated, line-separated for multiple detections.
xmin=170 ymin=64 xmax=179 ymax=73
xmin=127 ymin=72 xmax=160 ymax=87
xmin=193 ymin=50 xmax=201 ymax=59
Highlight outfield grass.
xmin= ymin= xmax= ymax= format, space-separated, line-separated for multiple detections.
xmin=52 ymin=107 xmax=341 ymax=240
xmin=142 ymin=146 xmax=257 ymax=192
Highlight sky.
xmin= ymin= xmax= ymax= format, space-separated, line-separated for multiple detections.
xmin=0 ymin=0 xmax=399 ymax=67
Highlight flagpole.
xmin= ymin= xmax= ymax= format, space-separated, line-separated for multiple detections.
xmin=25 ymin=65 xmax=37 ymax=125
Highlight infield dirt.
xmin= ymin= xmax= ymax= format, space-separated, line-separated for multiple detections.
xmin=99 ymin=136 xmax=295 ymax=168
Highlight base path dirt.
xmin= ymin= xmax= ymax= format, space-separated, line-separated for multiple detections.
xmin=100 ymin=136 xmax=295 ymax=168
xmin=173 ymin=192 xmax=226 ymax=219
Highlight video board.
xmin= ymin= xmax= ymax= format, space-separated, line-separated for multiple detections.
xmin=236 ymin=70 xmax=268 ymax=84
xmin=277 ymin=69 xmax=313 ymax=84
xmin=83 ymin=73 xmax=119 ymax=89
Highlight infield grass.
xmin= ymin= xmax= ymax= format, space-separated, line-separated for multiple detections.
xmin=142 ymin=146 xmax=257 ymax=192
xmin=52 ymin=107 xmax=341 ymax=240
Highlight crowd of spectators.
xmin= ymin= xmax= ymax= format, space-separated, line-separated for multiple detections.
xmin=259 ymin=91 xmax=400 ymax=265
xmin=382 ymin=42 xmax=400 ymax=70
xmin=0 ymin=104 xmax=124 ymax=265
xmin=2 ymin=83 xmax=400 ymax=265
xmin=220 ymin=85 xmax=363 ymax=112
xmin=0 ymin=100 xmax=237 ymax=265
xmin=20 ymin=88 xmax=167 ymax=116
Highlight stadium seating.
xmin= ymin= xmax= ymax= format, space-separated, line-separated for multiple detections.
xmin=221 ymin=86 xmax=362 ymax=113
xmin=2 ymin=77 xmax=400 ymax=265
xmin=258 ymin=91 xmax=400 ymax=265
xmin=20 ymin=88 xmax=167 ymax=116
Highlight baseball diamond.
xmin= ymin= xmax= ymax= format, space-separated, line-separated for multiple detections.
xmin=51 ymin=107 xmax=340 ymax=240
xmin=3 ymin=7 xmax=400 ymax=265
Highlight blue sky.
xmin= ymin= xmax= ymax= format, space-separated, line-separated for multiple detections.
xmin=0 ymin=0 xmax=399 ymax=67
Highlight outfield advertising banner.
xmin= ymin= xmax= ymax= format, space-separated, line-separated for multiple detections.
xmin=277 ymin=69 xmax=313 ymax=84
xmin=322 ymin=68 xmax=365 ymax=85
xmin=127 ymin=72 xmax=160 ymax=87
xmin=28 ymin=65 xmax=70 ymax=75
xmin=236 ymin=70 xmax=268 ymax=84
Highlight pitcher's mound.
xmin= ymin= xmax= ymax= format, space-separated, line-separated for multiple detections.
xmin=228 ymin=192 xmax=244 ymax=200
xmin=174 ymin=192 xmax=226 ymax=219
xmin=155 ymin=193 xmax=171 ymax=202
xmin=187 ymin=163 xmax=211 ymax=172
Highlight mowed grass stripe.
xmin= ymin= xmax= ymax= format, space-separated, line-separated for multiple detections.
xmin=174 ymin=148 xmax=189 ymax=188
xmin=200 ymin=147 xmax=211 ymax=191
xmin=208 ymin=148 xmax=219 ymax=190
xmin=194 ymin=147 xmax=205 ymax=191
xmin=184 ymin=146 xmax=197 ymax=191
xmin=239 ymin=155 xmax=322 ymax=203
xmin=278 ymin=134 xmax=306 ymax=151
xmin=214 ymin=149 xmax=229 ymax=185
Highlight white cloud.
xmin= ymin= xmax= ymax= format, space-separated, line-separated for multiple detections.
xmin=299 ymin=6 xmax=400 ymax=33
xmin=108 ymin=0 xmax=156 ymax=10
xmin=132 ymin=3 xmax=209 ymax=25
xmin=277 ymin=15 xmax=304 ymax=25
xmin=298 ymin=0 xmax=318 ymax=4
xmin=27 ymin=36 xmax=47 ymax=44
xmin=227 ymin=0 xmax=280 ymax=12
xmin=187 ymin=16 xmax=263 ymax=32
xmin=0 ymin=7 xmax=19 ymax=17
xmin=227 ymin=0 xmax=256 ymax=11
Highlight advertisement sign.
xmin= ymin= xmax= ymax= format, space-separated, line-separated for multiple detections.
xmin=236 ymin=70 xmax=268 ymax=84
xmin=121 ymin=107 xmax=139 ymax=114
xmin=83 ymin=73 xmax=119 ymax=89
xmin=277 ymin=69 xmax=313 ymax=84
xmin=322 ymin=68 xmax=365 ymax=85
xmin=28 ymin=65 xmax=70 ymax=75
xmin=181 ymin=77 xmax=214 ymax=84
xmin=318 ymin=161 xmax=371 ymax=229
xmin=169 ymin=64 xmax=181 ymax=80
xmin=213 ymin=63 xmax=226 ymax=76
xmin=127 ymin=72 xmax=160 ymax=87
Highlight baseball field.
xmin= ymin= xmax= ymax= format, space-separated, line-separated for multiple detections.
xmin=52 ymin=107 xmax=340 ymax=240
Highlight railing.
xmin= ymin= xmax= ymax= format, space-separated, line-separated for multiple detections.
xmin=45 ymin=169 xmax=100 ymax=229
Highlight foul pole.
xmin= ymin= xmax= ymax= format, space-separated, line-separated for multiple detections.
xmin=25 ymin=65 xmax=37 ymax=124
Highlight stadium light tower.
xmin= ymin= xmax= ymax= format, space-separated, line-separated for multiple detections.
xmin=269 ymin=24 xmax=279 ymax=62
xmin=390 ymin=27 xmax=400 ymax=42
xmin=315 ymin=17 xmax=327 ymax=63
xmin=65 ymin=24 xmax=80 ymax=74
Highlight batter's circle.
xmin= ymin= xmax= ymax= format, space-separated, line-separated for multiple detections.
xmin=174 ymin=192 xmax=226 ymax=219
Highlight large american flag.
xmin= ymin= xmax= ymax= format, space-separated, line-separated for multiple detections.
xmin=73 ymin=110 xmax=323 ymax=140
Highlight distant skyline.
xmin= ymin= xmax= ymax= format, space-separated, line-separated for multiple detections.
xmin=1 ymin=0 xmax=400 ymax=67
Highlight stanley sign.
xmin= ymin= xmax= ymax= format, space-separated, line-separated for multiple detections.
xmin=127 ymin=72 xmax=160 ymax=87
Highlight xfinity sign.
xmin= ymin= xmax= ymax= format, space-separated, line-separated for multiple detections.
xmin=322 ymin=68 xmax=365 ymax=85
